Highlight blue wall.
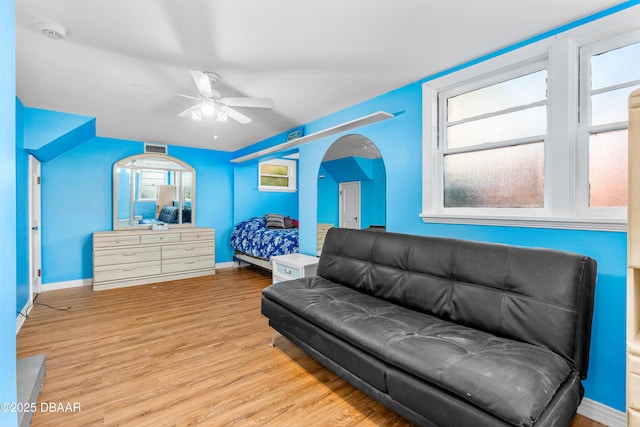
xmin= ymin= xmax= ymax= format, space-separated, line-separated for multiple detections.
xmin=317 ymin=164 xmax=339 ymax=225
xmin=23 ymin=108 xmax=93 ymax=152
xmin=317 ymin=156 xmax=385 ymax=228
xmin=243 ymin=8 xmax=636 ymax=413
xmin=21 ymin=103 xmax=300 ymax=286
xmin=37 ymin=134 xmax=235 ymax=285
xmin=358 ymin=157 xmax=385 ymax=228
xmin=16 ymin=99 xmax=30 ymax=315
xmin=1 ymin=0 xmax=17 ymax=423
xmin=233 ymin=160 xmax=299 ymax=224
xmin=292 ymin=83 xmax=626 ymax=412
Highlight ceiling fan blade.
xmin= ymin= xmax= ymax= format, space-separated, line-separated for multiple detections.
xmin=190 ymin=70 xmax=212 ymax=98
xmin=221 ymin=97 xmax=274 ymax=109
xmin=132 ymin=83 xmax=200 ymax=101
xmin=178 ymin=104 xmax=202 ymax=121
xmin=222 ymin=106 xmax=252 ymax=124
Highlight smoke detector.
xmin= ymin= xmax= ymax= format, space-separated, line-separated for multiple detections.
xmin=38 ymin=21 xmax=67 ymax=40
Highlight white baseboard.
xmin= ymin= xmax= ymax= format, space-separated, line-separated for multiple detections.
xmin=578 ymin=397 xmax=626 ymax=427
xmin=41 ymin=278 xmax=93 ymax=291
xmin=40 ymin=266 xmax=237 ymax=291
xmin=15 ymin=299 xmax=33 ymax=335
xmin=216 ymin=261 xmax=236 ymax=269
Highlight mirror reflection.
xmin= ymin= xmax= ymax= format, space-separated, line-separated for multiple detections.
xmin=316 ymin=134 xmax=386 ymax=254
xmin=113 ymin=154 xmax=195 ymax=229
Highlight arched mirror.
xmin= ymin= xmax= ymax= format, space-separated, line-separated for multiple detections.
xmin=317 ymin=134 xmax=385 ymax=254
xmin=113 ymin=154 xmax=195 ymax=230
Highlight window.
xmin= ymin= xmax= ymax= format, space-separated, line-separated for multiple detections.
xmin=258 ymin=159 xmax=297 ymax=192
xmin=138 ymin=169 xmax=167 ymax=201
xmin=422 ymin=10 xmax=640 ymax=231
xmin=580 ymin=39 xmax=640 ymax=212
xmin=182 ymin=172 xmax=192 ymax=204
xmin=441 ymin=65 xmax=547 ymax=209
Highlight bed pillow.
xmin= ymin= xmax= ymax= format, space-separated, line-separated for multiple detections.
xmin=284 ymin=216 xmax=294 ymax=229
xmin=265 ymin=214 xmax=285 ymax=229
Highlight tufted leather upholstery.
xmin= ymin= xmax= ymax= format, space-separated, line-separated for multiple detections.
xmin=317 ymin=228 xmax=596 ymax=378
xmin=262 ymin=228 xmax=597 ymax=426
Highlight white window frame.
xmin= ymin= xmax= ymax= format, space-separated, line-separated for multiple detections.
xmin=435 ymin=59 xmax=549 ymax=217
xmin=258 ymin=158 xmax=297 ymax=192
xmin=137 ymin=169 xmax=167 ymax=202
xmin=577 ymin=29 xmax=640 ymax=219
xmin=421 ymin=7 xmax=640 ymax=232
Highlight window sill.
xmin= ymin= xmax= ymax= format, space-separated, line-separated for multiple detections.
xmin=419 ymin=213 xmax=626 ymax=232
xmin=258 ymin=187 xmax=297 ymax=193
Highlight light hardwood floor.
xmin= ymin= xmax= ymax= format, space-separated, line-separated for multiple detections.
xmin=17 ymin=268 xmax=604 ymax=427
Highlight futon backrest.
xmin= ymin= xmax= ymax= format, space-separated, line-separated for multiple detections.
xmin=317 ymin=228 xmax=597 ymax=378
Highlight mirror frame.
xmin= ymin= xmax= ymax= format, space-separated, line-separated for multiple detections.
xmin=113 ymin=153 xmax=196 ymax=230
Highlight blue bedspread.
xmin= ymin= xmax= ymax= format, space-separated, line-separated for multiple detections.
xmin=230 ymin=216 xmax=299 ymax=260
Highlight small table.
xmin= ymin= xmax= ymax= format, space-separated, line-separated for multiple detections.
xmin=271 ymin=253 xmax=319 ymax=284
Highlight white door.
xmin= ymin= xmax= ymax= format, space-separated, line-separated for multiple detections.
xmin=29 ymin=155 xmax=42 ymax=298
xmin=339 ymin=181 xmax=360 ymax=229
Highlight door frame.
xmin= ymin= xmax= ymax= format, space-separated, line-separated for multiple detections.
xmin=28 ymin=154 xmax=42 ymax=298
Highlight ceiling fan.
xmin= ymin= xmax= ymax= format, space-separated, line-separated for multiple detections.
xmin=138 ymin=70 xmax=274 ymax=124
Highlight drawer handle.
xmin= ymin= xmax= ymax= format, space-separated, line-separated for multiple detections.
xmin=123 ymin=268 xmax=136 ymax=272
xmin=123 ymin=253 xmax=136 ymax=256
xmin=185 ymin=261 xmax=195 ymax=265
xmin=185 ymin=248 xmax=195 ymax=251
xmin=284 ymin=268 xmax=292 ymax=274
xmin=115 ymin=239 xmax=121 ymax=243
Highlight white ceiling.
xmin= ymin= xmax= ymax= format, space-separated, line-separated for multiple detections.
xmin=16 ymin=0 xmax=626 ymax=153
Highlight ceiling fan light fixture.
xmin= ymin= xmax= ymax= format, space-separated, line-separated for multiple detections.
xmin=201 ymin=102 xmax=215 ymax=116
xmin=190 ymin=110 xmax=202 ymax=122
xmin=217 ymin=109 xmax=228 ymax=122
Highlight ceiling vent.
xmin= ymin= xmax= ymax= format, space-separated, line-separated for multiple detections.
xmin=144 ymin=143 xmax=167 ymax=155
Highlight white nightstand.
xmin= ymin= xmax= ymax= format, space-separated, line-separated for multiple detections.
xmin=271 ymin=253 xmax=319 ymax=284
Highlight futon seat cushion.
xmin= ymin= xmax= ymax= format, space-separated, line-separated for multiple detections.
xmin=263 ymin=277 xmax=573 ymax=426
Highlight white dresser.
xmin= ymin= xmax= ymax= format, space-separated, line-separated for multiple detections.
xmin=93 ymin=227 xmax=215 ymax=291
xmin=316 ymin=223 xmax=334 ymax=256
xmin=271 ymin=253 xmax=319 ymax=284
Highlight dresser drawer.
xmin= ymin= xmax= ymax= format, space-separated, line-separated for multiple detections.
xmin=274 ymin=262 xmax=302 ymax=279
xmin=631 ymin=353 xmax=640 ymax=373
xmin=162 ymin=242 xmax=214 ymax=260
xmin=94 ymin=246 xmax=160 ymax=267
xmin=140 ymin=233 xmax=180 ymax=245
xmin=93 ymin=234 xmax=140 ymax=248
xmin=273 ymin=274 xmax=288 ymax=283
xmin=631 ymin=371 xmax=640 ymax=410
xmin=94 ymin=260 xmax=161 ymax=282
xmin=162 ymin=255 xmax=214 ymax=274
xmin=181 ymin=230 xmax=215 ymax=242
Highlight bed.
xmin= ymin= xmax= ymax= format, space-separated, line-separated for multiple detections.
xmin=230 ymin=216 xmax=299 ymax=270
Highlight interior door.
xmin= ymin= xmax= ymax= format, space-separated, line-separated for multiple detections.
xmin=29 ymin=155 xmax=42 ymax=297
xmin=339 ymin=181 xmax=361 ymax=229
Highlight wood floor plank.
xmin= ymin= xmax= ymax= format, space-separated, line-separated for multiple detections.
xmin=16 ymin=267 xmax=603 ymax=427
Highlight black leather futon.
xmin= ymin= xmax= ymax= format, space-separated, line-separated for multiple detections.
xmin=261 ymin=228 xmax=597 ymax=426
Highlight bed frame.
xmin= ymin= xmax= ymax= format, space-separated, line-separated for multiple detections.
xmin=234 ymin=250 xmax=273 ymax=271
